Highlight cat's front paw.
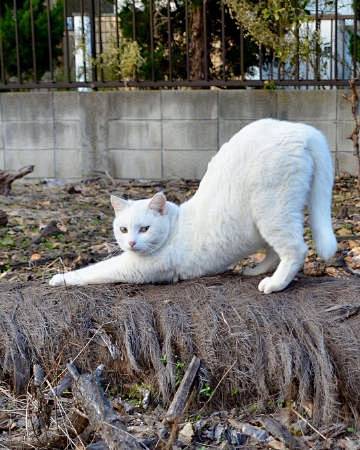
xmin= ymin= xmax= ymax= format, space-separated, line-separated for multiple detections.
xmin=258 ymin=276 xmax=283 ymax=294
xmin=49 ymin=273 xmax=67 ymax=287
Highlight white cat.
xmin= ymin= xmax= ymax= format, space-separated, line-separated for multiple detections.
xmin=50 ymin=118 xmax=337 ymax=294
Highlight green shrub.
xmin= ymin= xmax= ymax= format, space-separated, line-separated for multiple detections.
xmin=0 ymin=0 xmax=64 ymax=80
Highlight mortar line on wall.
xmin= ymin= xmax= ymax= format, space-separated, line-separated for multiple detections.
xmin=52 ymin=92 xmax=57 ymax=178
xmin=158 ymin=148 xmax=218 ymax=152
xmin=335 ymin=90 xmax=339 ymax=175
xmin=160 ymin=91 xmax=164 ymax=178
xmin=0 ymin=94 xmax=5 ymax=170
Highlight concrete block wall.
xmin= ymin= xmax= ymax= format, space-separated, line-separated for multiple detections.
xmin=0 ymin=89 xmax=358 ymax=179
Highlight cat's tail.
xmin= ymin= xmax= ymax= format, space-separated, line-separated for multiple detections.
xmin=307 ymin=129 xmax=337 ymax=261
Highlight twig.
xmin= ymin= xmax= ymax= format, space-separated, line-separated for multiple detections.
xmin=54 ymin=322 xmax=113 ymax=383
xmin=199 ymin=360 xmax=236 ymax=412
xmin=291 ymin=408 xmax=328 ymax=441
xmin=3 ymin=407 xmax=88 ymax=449
xmin=44 ymin=376 xmax=87 ymax=448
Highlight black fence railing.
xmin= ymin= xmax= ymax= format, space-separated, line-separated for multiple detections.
xmin=0 ymin=0 xmax=359 ymax=90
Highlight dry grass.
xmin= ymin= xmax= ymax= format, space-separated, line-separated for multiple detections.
xmin=1 ymin=274 xmax=360 ymax=428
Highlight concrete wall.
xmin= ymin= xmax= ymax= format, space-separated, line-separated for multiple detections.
xmin=0 ymin=90 xmax=357 ymax=179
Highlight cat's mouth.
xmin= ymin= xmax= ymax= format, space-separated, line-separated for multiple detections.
xmin=129 ymin=246 xmax=153 ymax=255
xmin=129 ymin=246 xmax=145 ymax=253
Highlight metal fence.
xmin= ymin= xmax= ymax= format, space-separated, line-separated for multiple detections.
xmin=0 ymin=0 xmax=358 ymax=90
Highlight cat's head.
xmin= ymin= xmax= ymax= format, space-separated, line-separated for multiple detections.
xmin=111 ymin=192 xmax=172 ymax=255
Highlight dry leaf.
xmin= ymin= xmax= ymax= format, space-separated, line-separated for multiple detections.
xmin=268 ymin=439 xmax=287 ymax=450
xmin=30 ymin=253 xmax=42 ymax=262
xmin=337 ymin=228 xmax=354 ymax=237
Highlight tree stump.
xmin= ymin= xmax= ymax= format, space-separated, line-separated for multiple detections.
xmin=0 ymin=166 xmax=34 ymax=196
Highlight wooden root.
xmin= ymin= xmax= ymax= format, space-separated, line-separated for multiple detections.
xmin=0 ymin=165 xmax=34 ymax=196
xmin=67 ymin=362 xmax=147 ymax=450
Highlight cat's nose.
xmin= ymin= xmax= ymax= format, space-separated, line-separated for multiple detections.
xmin=128 ymin=240 xmax=136 ymax=248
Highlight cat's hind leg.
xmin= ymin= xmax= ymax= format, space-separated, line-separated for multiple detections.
xmin=255 ymin=219 xmax=308 ymax=294
xmin=242 ymin=247 xmax=279 ymax=276
xmin=257 ymin=248 xmax=307 ymax=294
xmin=252 ymin=193 xmax=309 ymax=294
xmin=251 ymin=152 xmax=312 ymax=294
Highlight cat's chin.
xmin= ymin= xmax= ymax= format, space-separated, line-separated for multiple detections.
xmin=126 ymin=246 xmax=158 ymax=256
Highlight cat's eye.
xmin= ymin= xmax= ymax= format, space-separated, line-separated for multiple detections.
xmin=139 ymin=226 xmax=150 ymax=233
xmin=120 ymin=227 xmax=128 ymax=233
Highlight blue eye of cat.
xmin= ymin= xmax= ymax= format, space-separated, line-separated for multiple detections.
xmin=120 ymin=227 xmax=128 ymax=233
xmin=139 ymin=226 xmax=150 ymax=233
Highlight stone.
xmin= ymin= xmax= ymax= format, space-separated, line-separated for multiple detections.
xmin=178 ymin=422 xmax=194 ymax=445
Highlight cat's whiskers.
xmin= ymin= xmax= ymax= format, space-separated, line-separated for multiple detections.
xmin=104 ymin=248 xmax=122 ymax=259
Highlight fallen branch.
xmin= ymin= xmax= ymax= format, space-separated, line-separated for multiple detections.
xmin=160 ymin=356 xmax=201 ymax=449
xmin=67 ymin=362 xmax=147 ymax=450
xmin=0 ymin=165 xmax=34 ymax=196
xmin=164 ymin=356 xmax=201 ymax=425
xmin=260 ymin=416 xmax=305 ymax=450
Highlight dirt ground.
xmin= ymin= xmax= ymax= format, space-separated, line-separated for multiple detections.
xmin=0 ymin=174 xmax=359 ymax=449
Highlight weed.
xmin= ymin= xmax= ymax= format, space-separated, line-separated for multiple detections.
xmin=199 ymin=383 xmax=213 ymax=399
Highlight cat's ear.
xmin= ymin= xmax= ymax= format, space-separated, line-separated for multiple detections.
xmin=110 ymin=195 xmax=128 ymax=215
xmin=149 ymin=192 xmax=167 ymax=215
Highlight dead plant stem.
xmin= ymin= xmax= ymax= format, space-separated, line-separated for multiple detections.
xmin=291 ymin=408 xmax=328 ymax=441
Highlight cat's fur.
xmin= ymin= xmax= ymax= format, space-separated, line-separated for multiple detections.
xmin=50 ymin=118 xmax=337 ymax=294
